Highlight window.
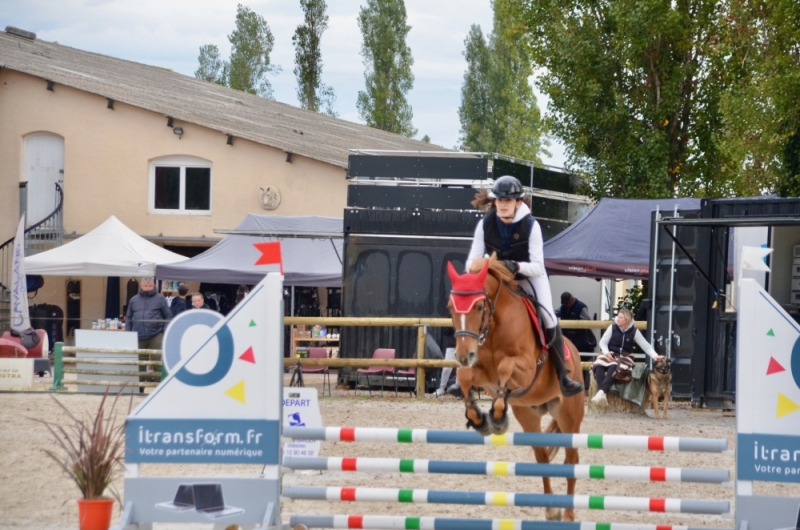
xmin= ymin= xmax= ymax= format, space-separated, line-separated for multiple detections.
xmin=149 ymin=156 xmax=211 ymax=214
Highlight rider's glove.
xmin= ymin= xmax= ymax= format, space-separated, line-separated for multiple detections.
xmin=504 ymin=260 xmax=520 ymax=274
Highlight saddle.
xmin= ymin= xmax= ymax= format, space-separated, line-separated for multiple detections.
xmin=514 ymin=288 xmax=569 ymax=360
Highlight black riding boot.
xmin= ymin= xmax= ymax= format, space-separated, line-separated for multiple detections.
xmin=547 ymin=326 xmax=584 ymax=397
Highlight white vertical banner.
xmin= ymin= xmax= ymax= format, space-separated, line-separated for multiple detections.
xmin=10 ymin=215 xmax=31 ymax=333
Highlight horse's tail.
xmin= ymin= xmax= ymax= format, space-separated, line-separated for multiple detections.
xmin=544 ymin=419 xmax=561 ymax=462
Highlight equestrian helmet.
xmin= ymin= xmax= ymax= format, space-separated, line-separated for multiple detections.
xmin=489 ymin=175 xmax=524 ymax=199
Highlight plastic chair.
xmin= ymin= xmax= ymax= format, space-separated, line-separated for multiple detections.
xmin=301 ymin=347 xmax=331 ymax=397
xmin=397 ymin=367 xmax=416 ymax=397
xmin=355 ymin=348 xmax=396 ymax=397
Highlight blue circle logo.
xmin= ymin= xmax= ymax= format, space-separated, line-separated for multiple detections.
xmin=163 ymin=310 xmax=235 ymax=387
xmin=792 ymin=336 xmax=800 ymax=390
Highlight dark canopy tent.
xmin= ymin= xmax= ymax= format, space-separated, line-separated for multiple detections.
xmin=156 ymin=215 xmax=343 ymax=286
xmin=543 ymin=198 xmax=701 ymax=279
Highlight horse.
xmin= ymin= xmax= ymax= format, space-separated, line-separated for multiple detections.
xmin=446 ymin=255 xmax=585 ymax=522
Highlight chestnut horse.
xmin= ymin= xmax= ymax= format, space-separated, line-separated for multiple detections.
xmin=447 ymin=255 xmax=585 ymax=522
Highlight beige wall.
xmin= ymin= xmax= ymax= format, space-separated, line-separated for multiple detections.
xmin=1 ymin=68 xmax=349 ymax=334
xmin=0 ymin=68 xmax=348 ymax=242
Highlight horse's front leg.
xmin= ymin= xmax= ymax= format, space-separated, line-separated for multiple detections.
xmin=458 ymin=367 xmax=491 ymax=436
xmin=487 ymin=356 xmax=532 ymax=435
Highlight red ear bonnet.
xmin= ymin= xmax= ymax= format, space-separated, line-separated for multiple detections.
xmin=449 ymin=261 xmax=489 ymax=314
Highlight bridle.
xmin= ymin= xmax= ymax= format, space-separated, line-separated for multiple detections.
xmin=450 ymin=282 xmax=502 ymax=345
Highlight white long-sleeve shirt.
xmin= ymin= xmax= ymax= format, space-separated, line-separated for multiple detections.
xmin=465 ymin=202 xmax=546 ymax=278
xmin=598 ymin=320 xmax=659 ymax=360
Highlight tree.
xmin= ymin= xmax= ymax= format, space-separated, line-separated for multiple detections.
xmin=458 ymin=15 xmax=546 ymax=163
xmin=715 ymin=0 xmax=800 ymax=197
xmin=421 ymin=134 xmax=430 ymax=143
xmin=227 ymin=4 xmax=280 ymax=97
xmin=195 ymin=44 xmax=227 ymax=86
xmin=504 ymin=0 xmax=728 ymax=199
xmin=356 ymin=0 xmax=416 ymax=137
xmin=293 ymin=0 xmax=337 ymax=116
xmin=195 ymin=4 xmax=280 ymax=98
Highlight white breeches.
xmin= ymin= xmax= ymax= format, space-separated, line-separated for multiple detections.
xmin=519 ymin=275 xmax=557 ymax=329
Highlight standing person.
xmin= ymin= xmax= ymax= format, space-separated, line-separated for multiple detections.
xmin=591 ymin=308 xmax=664 ymax=407
xmin=125 ymin=277 xmax=172 ymax=391
xmin=190 ymin=292 xmax=211 ymax=310
xmin=464 ymin=176 xmax=583 ymax=397
xmin=556 ymin=292 xmax=596 ymax=353
xmin=431 ymin=327 xmax=456 ymax=398
xmin=170 ymin=284 xmax=190 ymax=318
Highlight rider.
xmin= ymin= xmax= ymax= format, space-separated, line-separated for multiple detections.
xmin=454 ymin=175 xmax=584 ymax=397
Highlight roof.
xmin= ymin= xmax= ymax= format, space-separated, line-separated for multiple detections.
xmin=543 ymin=197 xmax=702 ymax=279
xmin=0 ymin=30 xmax=447 ymax=168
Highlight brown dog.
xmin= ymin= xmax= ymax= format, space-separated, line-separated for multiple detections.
xmin=648 ymin=357 xmax=672 ymax=419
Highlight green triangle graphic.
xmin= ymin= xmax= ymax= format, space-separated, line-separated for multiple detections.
xmin=767 ymin=329 xmax=775 ymax=337
xmin=249 ymin=320 xmax=256 ymax=327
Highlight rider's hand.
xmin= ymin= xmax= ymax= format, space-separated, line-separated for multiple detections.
xmin=504 ymin=260 xmax=520 ymax=274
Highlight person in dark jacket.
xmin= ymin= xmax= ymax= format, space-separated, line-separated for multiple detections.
xmin=556 ymin=292 xmax=596 ymax=353
xmin=170 ymin=284 xmax=190 ymax=318
xmin=125 ymin=277 xmax=172 ymax=391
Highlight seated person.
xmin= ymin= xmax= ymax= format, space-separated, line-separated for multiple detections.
xmin=591 ymin=308 xmax=663 ymax=407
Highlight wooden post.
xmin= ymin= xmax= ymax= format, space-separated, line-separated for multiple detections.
xmin=416 ymin=325 xmax=426 ymax=398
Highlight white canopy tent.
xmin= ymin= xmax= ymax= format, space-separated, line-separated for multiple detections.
xmin=25 ymin=216 xmax=187 ymax=276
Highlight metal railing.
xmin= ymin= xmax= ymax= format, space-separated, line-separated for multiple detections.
xmin=0 ymin=183 xmax=63 ymax=333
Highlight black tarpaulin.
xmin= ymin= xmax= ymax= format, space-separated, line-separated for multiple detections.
xmin=543 ymin=197 xmax=701 ymax=279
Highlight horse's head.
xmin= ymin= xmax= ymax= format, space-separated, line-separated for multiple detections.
xmin=447 ymin=260 xmax=492 ymax=367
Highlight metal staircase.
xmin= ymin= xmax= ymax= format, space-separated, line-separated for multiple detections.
xmin=0 ymin=182 xmax=63 ymax=332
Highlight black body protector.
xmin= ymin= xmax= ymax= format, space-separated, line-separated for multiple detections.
xmin=480 ymin=208 xmax=584 ymax=398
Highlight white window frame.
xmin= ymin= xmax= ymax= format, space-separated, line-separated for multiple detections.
xmin=148 ymin=155 xmax=212 ymax=215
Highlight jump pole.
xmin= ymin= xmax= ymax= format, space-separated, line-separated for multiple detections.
xmin=283 ymin=456 xmax=730 ymax=483
xmin=283 ymin=427 xmax=728 ymax=453
xmin=289 ymin=514 xmax=731 ymax=530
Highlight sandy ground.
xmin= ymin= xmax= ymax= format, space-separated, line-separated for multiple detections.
xmin=1 ymin=372 xmax=797 ymax=529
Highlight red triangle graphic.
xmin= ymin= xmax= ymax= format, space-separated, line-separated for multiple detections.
xmin=767 ymin=356 xmax=785 ymax=375
xmin=239 ymin=346 xmax=256 ymax=364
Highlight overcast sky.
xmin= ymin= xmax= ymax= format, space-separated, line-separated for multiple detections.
xmin=1 ymin=0 xmax=566 ymax=166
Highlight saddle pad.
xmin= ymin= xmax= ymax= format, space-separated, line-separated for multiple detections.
xmin=520 ymin=298 xmax=569 ymax=361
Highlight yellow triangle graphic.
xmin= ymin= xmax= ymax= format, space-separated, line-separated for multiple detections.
xmin=776 ymin=392 xmax=800 ymax=418
xmin=225 ymin=380 xmax=246 ymax=404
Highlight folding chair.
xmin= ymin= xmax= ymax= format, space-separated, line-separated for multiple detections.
xmin=397 ymin=367 xmax=416 ymax=397
xmin=302 ymin=347 xmax=331 ymax=397
xmin=355 ymin=348 xmax=396 ymax=397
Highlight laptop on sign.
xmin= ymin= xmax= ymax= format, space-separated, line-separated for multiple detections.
xmin=193 ymin=483 xmax=244 ymax=519
xmin=155 ymin=484 xmax=195 ymax=511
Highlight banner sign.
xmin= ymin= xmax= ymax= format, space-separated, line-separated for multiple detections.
xmin=125 ymin=273 xmax=283 ymax=465
xmin=10 ymin=215 xmax=31 ymax=333
xmin=282 ymin=387 xmax=322 ymax=459
xmin=736 ymin=279 xmax=800 ymax=529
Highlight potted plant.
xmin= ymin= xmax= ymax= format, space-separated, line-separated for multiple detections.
xmin=34 ymin=387 xmax=130 ymax=530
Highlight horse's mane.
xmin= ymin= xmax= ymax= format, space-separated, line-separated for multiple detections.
xmin=468 ymin=254 xmax=519 ymax=290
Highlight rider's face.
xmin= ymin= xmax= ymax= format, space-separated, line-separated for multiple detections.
xmin=495 ymin=198 xmax=521 ymax=223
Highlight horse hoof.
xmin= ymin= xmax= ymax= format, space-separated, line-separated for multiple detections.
xmin=545 ymin=507 xmax=562 ymax=521
xmin=466 ymin=412 xmax=492 ymax=436
xmin=488 ymin=412 xmax=509 ymax=435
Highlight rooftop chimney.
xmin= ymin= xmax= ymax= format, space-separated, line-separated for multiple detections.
xmin=5 ymin=27 xmax=36 ymax=40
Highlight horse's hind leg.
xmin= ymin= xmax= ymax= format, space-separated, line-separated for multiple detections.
xmin=511 ymin=405 xmax=561 ymax=521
